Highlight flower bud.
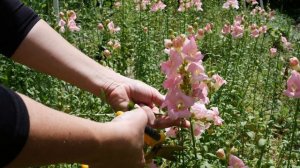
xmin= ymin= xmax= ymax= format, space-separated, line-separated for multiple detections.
xmin=107 ymin=40 xmax=113 ymax=46
xmin=59 ymin=12 xmax=64 ymax=18
xmin=143 ymin=27 xmax=148 ymax=33
xmin=187 ymin=25 xmax=194 ymax=34
xmin=290 ymin=57 xmax=300 ymax=70
xmin=103 ymin=49 xmax=111 ymax=57
xmin=164 ymin=39 xmax=172 ymax=49
xmin=98 ymin=23 xmax=104 ymax=30
xmin=216 ymin=148 xmax=226 ymax=160
xmin=230 ymin=146 xmax=238 ymax=154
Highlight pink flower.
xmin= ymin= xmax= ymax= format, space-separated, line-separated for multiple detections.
xmin=165 ymin=127 xmax=178 ymax=138
xmin=204 ymin=23 xmax=213 ymax=33
xmin=228 ymin=155 xmax=248 ymax=168
xmin=163 ymin=88 xmax=194 ymax=119
xmin=194 ymin=0 xmax=203 ymax=11
xmin=114 ymin=1 xmax=122 ymax=9
xmin=231 ymin=24 xmax=244 ymax=38
xmin=284 ymin=70 xmax=300 ymax=98
xmin=67 ymin=10 xmax=77 ymax=20
xmin=151 ymin=1 xmax=166 ymax=12
xmin=281 ymin=36 xmax=292 ymax=50
xmin=246 ymin=0 xmax=258 ymax=5
xmin=234 ymin=15 xmax=244 ymax=25
xmin=182 ymin=37 xmax=204 ymax=62
xmin=259 ymin=26 xmax=267 ymax=34
xmin=187 ymin=62 xmax=207 ymax=82
xmin=223 ymin=0 xmax=239 ymax=9
xmin=163 ymin=75 xmax=182 ymax=89
xmin=135 ymin=0 xmax=150 ymax=10
xmin=268 ymin=10 xmax=276 ymax=20
xmin=290 ymin=57 xmax=299 ymax=68
xmin=192 ymin=82 xmax=209 ymax=104
xmin=216 ymin=148 xmax=226 ymax=160
xmin=212 ymin=74 xmax=227 ymax=90
xmin=196 ymin=28 xmax=205 ymax=39
xmin=161 ymin=49 xmax=183 ymax=77
xmin=107 ymin=21 xmax=120 ymax=34
xmin=113 ymin=40 xmax=121 ymax=50
xmin=221 ymin=24 xmax=231 ymax=35
xmin=269 ymin=48 xmax=277 ymax=56
xmin=208 ymin=107 xmax=223 ymax=125
xmin=97 ymin=23 xmax=104 ymax=30
xmin=58 ymin=19 xmax=66 ymax=33
xmin=164 ymin=39 xmax=173 ymax=49
xmin=193 ymin=121 xmax=210 ymax=138
xmin=250 ymin=29 xmax=260 ymax=38
xmin=67 ymin=19 xmax=80 ymax=32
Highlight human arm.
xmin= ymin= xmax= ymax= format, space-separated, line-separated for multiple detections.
xmin=6 ymin=92 xmax=154 ymax=168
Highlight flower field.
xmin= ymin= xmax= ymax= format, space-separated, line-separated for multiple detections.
xmin=1 ymin=0 xmax=299 ymax=167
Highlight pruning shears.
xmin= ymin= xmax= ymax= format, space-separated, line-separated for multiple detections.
xmin=115 ymin=111 xmax=185 ymax=162
xmin=81 ymin=109 xmax=184 ymax=168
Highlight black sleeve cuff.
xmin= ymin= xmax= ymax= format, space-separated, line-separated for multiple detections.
xmin=0 ymin=85 xmax=30 ymax=167
xmin=0 ymin=0 xmax=40 ymax=57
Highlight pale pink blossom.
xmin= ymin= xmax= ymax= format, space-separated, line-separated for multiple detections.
xmin=223 ymin=0 xmax=239 ymax=9
xmin=250 ymin=29 xmax=260 ymax=38
xmin=246 ymin=0 xmax=258 ymax=5
xmin=163 ymin=75 xmax=182 ymax=89
xmin=221 ymin=24 xmax=231 ymax=35
xmin=192 ymin=82 xmax=209 ymax=104
xmin=228 ymin=155 xmax=248 ymax=168
xmin=172 ymin=35 xmax=186 ymax=49
xmin=207 ymin=107 xmax=223 ymax=125
xmin=178 ymin=0 xmax=203 ymax=12
xmin=193 ymin=121 xmax=210 ymax=138
xmin=290 ymin=57 xmax=299 ymax=67
xmin=114 ymin=1 xmax=122 ymax=9
xmin=163 ymin=88 xmax=195 ymax=119
xmin=268 ymin=11 xmax=276 ymax=20
xmin=234 ymin=15 xmax=244 ymax=25
xmin=103 ymin=49 xmax=111 ymax=57
xmin=67 ymin=10 xmax=77 ymax=20
xmin=107 ymin=21 xmax=121 ymax=34
xmin=151 ymin=1 xmax=166 ymax=12
xmin=212 ymin=74 xmax=227 ymax=90
xmin=97 ymin=23 xmax=104 ymax=30
xmin=231 ymin=24 xmax=244 ymax=38
xmin=182 ymin=37 xmax=204 ymax=62
xmin=194 ymin=0 xmax=203 ymax=11
xmin=269 ymin=48 xmax=277 ymax=56
xmin=196 ymin=28 xmax=205 ymax=39
xmin=58 ymin=19 xmax=66 ymax=33
xmin=161 ymin=49 xmax=183 ymax=77
xmin=135 ymin=0 xmax=150 ymax=10
xmin=187 ymin=62 xmax=207 ymax=82
xmin=113 ymin=40 xmax=121 ymax=50
xmin=67 ymin=19 xmax=80 ymax=32
xmin=165 ymin=127 xmax=178 ymax=138
xmin=164 ymin=39 xmax=173 ymax=49
xmin=281 ymin=36 xmax=292 ymax=50
xmin=204 ymin=23 xmax=213 ymax=33
xmin=259 ymin=25 xmax=267 ymax=34
xmin=284 ymin=70 xmax=300 ymax=98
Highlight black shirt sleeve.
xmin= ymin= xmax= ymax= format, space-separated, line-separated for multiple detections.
xmin=0 ymin=0 xmax=40 ymax=57
xmin=0 ymin=85 xmax=30 ymax=167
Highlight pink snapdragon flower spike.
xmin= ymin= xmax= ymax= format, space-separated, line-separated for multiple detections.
xmin=187 ymin=62 xmax=207 ymax=82
xmin=269 ymin=48 xmax=277 ymax=56
xmin=165 ymin=127 xmax=178 ymax=138
xmin=228 ymin=155 xmax=248 ymax=168
xmin=107 ymin=21 xmax=121 ymax=34
xmin=204 ymin=23 xmax=213 ymax=33
xmin=250 ymin=28 xmax=260 ymax=38
xmin=192 ymin=82 xmax=209 ymax=104
xmin=284 ymin=70 xmax=300 ymax=98
xmin=178 ymin=0 xmax=203 ymax=12
xmin=151 ymin=1 xmax=166 ymax=12
xmin=223 ymin=0 xmax=239 ymax=9
xmin=231 ymin=23 xmax=244 ymax=38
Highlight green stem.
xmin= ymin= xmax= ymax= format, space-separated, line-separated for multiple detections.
xmin=189 ymin=118 xmax=199 ymax=166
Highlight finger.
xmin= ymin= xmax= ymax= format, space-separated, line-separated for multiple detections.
xmin=140 ymin=105 xmax=156 ymax=125
xmin=112 ymin=108 xmax=148 ymax=130
xmin=152 ymin=116 xmax=190 ymax=129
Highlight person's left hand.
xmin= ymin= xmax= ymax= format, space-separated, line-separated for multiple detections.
xmin=103 ymin=78 xmax=190 ymax=128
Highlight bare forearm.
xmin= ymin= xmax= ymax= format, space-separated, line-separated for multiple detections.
xmin=12 ymin=20 xmax=124 ymax=96
xmin=7 ymin=93 xmax=113 ymax=167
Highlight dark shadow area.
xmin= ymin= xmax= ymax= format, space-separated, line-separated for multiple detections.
xmin=263 ymin=0 xmax=300 ymax=23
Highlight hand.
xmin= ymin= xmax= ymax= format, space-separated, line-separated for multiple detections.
xmin=88 ymin=106 xmax=155 ymax=168
xmin=104 ymin=77 xmax=164 ymax=111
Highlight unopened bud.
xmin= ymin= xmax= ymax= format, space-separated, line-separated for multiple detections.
xmin=187 ymin=25 xmax=194 ymax=34
xmin=143 ymin=27 xmax=148 ymax=33
xmin=230 ymin=146 xmax=238 ymax=154
xmin=103 ymin=49 xmax=111 ymax=57
xmin=164 ymin=39 xmax=172 ymax=49
xmin=290 ymin=57 xmax=300 ymax=71
xmin=216 ymin=148 xmax=226 ymax=160
xmin=98 ymin=23 xmax=104 ymax=30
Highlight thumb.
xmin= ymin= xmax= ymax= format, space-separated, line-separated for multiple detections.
xmin=112 ymin=107 xmax=155 ymax=130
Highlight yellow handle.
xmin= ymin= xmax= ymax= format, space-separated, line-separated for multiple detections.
xmin=81 ymin=164 xmax=89 ymax=168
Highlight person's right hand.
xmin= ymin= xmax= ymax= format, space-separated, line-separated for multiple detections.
xmin=88 ymin=106 xmax=155 ymax=168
